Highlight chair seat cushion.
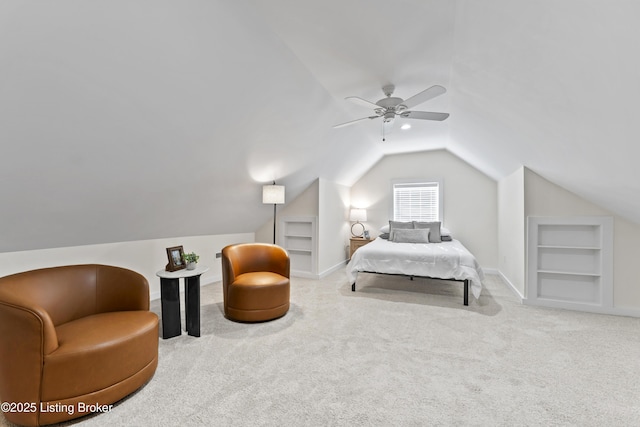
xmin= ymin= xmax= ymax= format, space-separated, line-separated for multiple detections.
xmin=233 ymin=271 xmax=289 ymax=287
xmin=227 ymin=272 xmax=289 ymax=311
xmin=42 ymin=311 xmax=158 ymax=401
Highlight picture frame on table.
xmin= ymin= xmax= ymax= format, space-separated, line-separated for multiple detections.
xmin=165 ymin=245 xmax=186 ymax=272
xmin=363 ymin=230 xmax=370 ymax=239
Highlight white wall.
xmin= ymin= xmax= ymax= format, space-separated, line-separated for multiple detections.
xmin=498 ymin=167 xmax=525 ymax=297
xmin=318 ymin=178 xmax=350 ymax=275
xmin=350 ymin=149 xmax=498 ymax=269
xmin=524 ymin=169 xmax=640 ymax=311
xmin=0 ymin=233 xmax=253 ymax=300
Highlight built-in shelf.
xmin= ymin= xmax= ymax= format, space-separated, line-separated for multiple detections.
xmin=279 ymin=216 xmax=317 ymax=278
xmin=537 ymin=270 xmax=601 ymax=277
xmin=537 ymin=245 xmax=601 ymax=250
xmin=287 ymin=248 xmax=313 ymax=254
xmin=527 ymin=216 xmax=613 ymax=313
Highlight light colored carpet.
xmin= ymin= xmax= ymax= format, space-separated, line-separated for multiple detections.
xmin=2 ymin=269 xmax=640 ymax=426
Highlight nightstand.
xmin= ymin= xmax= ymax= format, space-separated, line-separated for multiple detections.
xmin=349 ymin=237 xmax=371 ymax=258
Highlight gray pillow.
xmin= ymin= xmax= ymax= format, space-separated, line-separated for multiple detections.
xmin=389 ymin=221 xmax=414 ymax=241
xmin=391 ymin=228 xmax=430 ymax=243
xmin=413 ymin=221 xmax=442 ymax=243
xmin=379 ymin=233 xmax=390 ymax=240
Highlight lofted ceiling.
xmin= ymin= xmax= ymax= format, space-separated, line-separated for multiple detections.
xmin=1 ymin=0 xmax=639 ymax=253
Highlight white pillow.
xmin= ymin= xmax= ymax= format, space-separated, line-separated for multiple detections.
xmin=380 ymin=224 xmax=390 ymax=233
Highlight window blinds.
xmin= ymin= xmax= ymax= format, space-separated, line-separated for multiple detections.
xmin=393 ymin=182 xmax=439 ymax=222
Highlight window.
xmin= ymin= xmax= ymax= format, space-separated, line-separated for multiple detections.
xmin=393 ymin=181 xmax=441 ymax=222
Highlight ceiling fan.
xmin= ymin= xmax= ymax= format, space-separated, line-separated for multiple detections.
xmin=334 ymin=84 xmax=449 ymax=141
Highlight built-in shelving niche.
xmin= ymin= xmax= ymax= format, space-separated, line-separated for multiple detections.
xmin=526 ymin=216 xmax=613 ymax=313
xmin=279 ymin=216 xmax=317 ymax=278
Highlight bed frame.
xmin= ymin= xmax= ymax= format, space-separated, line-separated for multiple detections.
xmin=351 ymin=272 xmax=469 ymax=306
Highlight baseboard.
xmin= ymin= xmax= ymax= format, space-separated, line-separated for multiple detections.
xmin=495 ymin=270 xmax=525 ymax=301
xmin=523 ymin=298 xmax=640 ymax=318
xmin=319 ymin=260 xmax=347 ymax=279
xmin=610 ymin=306 xmax=640 ymax=318
xmin=150 ymin=275 xmax=221 ymax=301
xmin=491 ymin=269 xmax=640 ymax=318
xmin=290 ymin=260 xmax=348 ymax=280
xmin=290 ymin=270 xmax=319 ymax=279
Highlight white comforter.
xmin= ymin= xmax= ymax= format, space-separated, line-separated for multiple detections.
xmin=346 ymin=237 xmax=484 ymax=299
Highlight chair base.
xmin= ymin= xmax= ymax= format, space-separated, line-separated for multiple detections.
xmin=36 ymin=357 xmax=157 ymax=426
xmin=224 ymin=302 xmax=289 ymax=323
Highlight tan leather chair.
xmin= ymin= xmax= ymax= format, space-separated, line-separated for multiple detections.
xmin=221 ymin=243 xmax=290 ymax=322
xmin=0 ymin=264 xmax=158 ymax=427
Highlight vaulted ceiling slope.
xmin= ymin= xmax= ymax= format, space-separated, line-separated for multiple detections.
xmin=1 ymin=1 xmax=639 ymax=253
xmin=448 ymin=0 xmax=640 ymax=224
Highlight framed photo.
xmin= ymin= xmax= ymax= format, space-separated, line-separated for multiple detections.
xmin=165 ymin=246 xmax=186 ymax=272
xmin=363 ymin=230 xmax=370 ymax=239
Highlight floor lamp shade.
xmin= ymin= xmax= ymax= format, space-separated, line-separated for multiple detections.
xmin=262 ymin=185 xmax=285 ymax=205
xmin=263 ymin=183 xmax=285 ymax=244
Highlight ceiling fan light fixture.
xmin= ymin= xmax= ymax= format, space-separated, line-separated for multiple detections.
xmin=401 ymin=123 xmax=411 ymax=130
xmin=334 ymin=84 xmax=448 ymax=134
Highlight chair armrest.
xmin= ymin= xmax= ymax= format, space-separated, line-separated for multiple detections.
xmin=0 ymin=293 xmax=59 ymax=354
xmin=221 ymin=244 xmax=291 ymax=281
xmin=0 ymin=299 xmax=58 ymax=426
xmin=0 ymin=302 xmax=57 ymax=392
xmin=270 ymin=248 xmax=290 ymax=279
xmin=95 ymin=265 xmax=150 ymax=312
xmin=221 ymin=250 xmax=236 ymax=302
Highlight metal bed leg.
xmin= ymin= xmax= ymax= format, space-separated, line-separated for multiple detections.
xmin=352 ymin=283 xmax=355 ymax=292
xmin=463 ymin=280 xmax=469 ymax=306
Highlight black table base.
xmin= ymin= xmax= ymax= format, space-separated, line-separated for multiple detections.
xmin=160 ymin=274 xmax=202 ymax=339
xmin=184 ymin=275 xmax=201 ymax=337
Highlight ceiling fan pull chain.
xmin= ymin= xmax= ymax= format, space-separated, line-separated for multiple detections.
xmin=382 ymin=120 xmax=386 ymax=142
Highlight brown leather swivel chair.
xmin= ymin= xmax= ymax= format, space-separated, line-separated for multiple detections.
xmin=0 ymin=264 xmax=158 ymax=427
xmin=221 ymin=243 xmax=290 ymax=322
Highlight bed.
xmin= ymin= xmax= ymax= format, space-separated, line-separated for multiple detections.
xmin=346 ymin=233 xmax=484 ymax=305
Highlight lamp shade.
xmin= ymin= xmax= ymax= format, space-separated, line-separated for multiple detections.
xmin=262 ymin=184 xmax=285 ymax=204
xmin=349 ymin=208 xmax=367 ymax=222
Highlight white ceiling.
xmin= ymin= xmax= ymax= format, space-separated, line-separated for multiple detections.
xmin=1 ymin=0 xmax=639 ymax=252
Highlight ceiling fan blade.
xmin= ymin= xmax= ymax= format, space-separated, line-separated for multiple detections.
xmin=401 ymin=85 xmax=447 ymax=109
xmin=333 ymin=115 xmax=380 ymax=129
xmin=345 ymin=96 xmax=380 ymax=109
xmin=401 ymin=111 xmax=450 ymax=121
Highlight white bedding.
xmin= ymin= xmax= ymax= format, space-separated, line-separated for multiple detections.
xmin=346 ymin=237 xmax=484 ymax=299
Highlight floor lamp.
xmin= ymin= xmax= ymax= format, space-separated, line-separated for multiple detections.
xmin=262 ymin=182 xmax=285 ymax=244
